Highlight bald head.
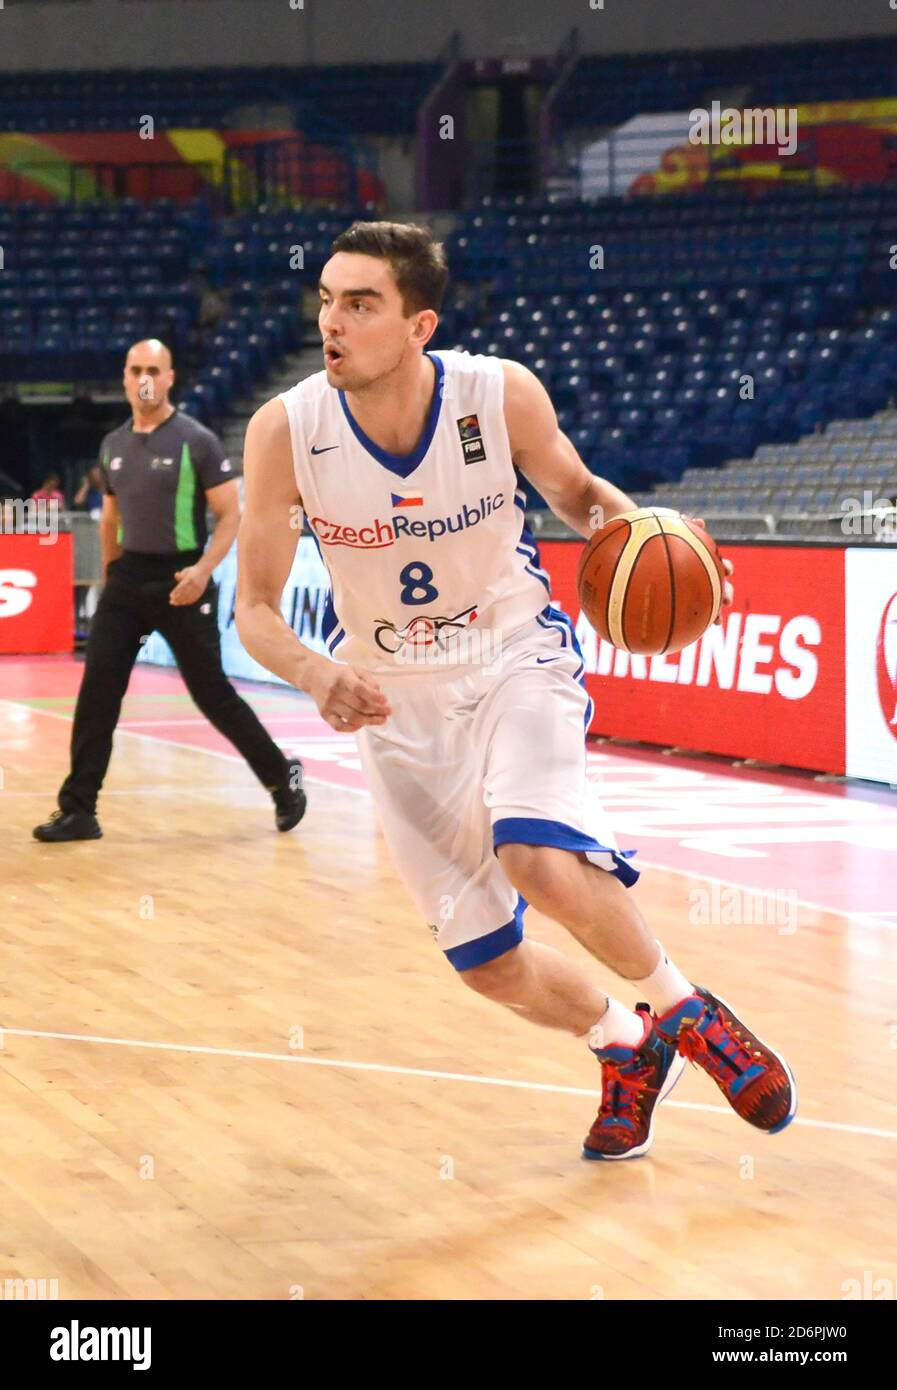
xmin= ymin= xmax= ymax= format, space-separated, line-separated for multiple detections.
xmin=126 ymin=338 xmax=173 ymax=372
xmin=123 ymin=337 xmax=175 ymax=422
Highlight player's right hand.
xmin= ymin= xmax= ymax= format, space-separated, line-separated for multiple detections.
xmin=304 ymin=659 xmax=392 ymax=732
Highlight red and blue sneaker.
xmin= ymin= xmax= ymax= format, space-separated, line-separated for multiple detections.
xmin=583 ymin=1003 xmax=687 ymax=1160
xmin=654 ymin=987 xmax=797 ymax=1135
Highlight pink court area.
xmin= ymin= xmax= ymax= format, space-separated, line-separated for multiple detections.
xmin=3 ymin=653 xmax=895 ymax=921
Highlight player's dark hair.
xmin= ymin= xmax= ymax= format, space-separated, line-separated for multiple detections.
xmin=330 ymin=221 xmax=448 ymax=315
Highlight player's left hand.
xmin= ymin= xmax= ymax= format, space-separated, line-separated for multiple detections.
xmin=169 ymin=564 xmax=210 ymax=605
xmin=693 ymin=518 xmax=733 ymax=624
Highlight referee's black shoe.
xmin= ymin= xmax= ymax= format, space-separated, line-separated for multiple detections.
xmin=33 ymin=809 xmax=103 ymax=842
xmin=272 ymin=759 xmax=307 ymax=832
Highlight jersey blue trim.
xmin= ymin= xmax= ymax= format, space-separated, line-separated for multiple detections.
xmin=338 ymin=351 xmax=444 ymax=479
xmin=309 ymin=527 xmax=345 ymax=655
xmin=512 ymin=468 xmax=552 ymax=591
xmin=517 ymin=526 xmax=551 ymax=597
xmin=516 ymin=545 xmax=552 ymax=595
xmin=443 ymin=895 xmax=527 ymax=972
xmin=493 ymin=818 xmax=639 ymax=887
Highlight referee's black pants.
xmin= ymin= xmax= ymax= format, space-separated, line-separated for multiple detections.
xmin=59 ymin=557 xmax=288 ymax=816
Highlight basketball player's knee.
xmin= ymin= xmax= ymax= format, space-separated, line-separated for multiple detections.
xmin=496 ymin=842 xmax=571 ymax=910
xmin=459 ymin=945 xmax=526 ymax=1001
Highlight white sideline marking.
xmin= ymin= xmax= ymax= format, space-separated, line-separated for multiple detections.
xmin=118 ymin=716 xmax=308 ymax=727
xmin=2 ymin=787 xmax=184 ymax=797
xmin=0 ymin=698 xmax=366 ymax=796
xmin=2 ymin=1025 xmax=894 ymax=1142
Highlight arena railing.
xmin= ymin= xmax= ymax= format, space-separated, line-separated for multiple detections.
xmin=466 ymin=138 xmax=540 ymax=204
xmin=1 ymin=137 xmax=376 ymax=212
xmin=526 ymin=510 xmax=777 ymax=541
xmin=526 ymin=508 xmax=897 ymax=543
xmin=0 ymin=160 xmax=220 ymax=206
xmin=220 ymin=134 xmax=378 ymax=213
xmin=539 ymin=26 xmax=581 ymax=189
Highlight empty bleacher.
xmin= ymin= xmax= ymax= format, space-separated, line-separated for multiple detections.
xmin=636 ymin=415 xmax=897 ymax=537
xmin=0 ymin=199 xmax=371 ymax=424
xmin=0 ymin=64 xmax=439 ymax=136
xmin=437 ymin=183 xmax=897 ymax=507
xmin=554 ymin=36 xmax=897 ymax=132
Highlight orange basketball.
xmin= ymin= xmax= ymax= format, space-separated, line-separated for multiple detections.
xmin=576 ymin=508 xmax=726 ymax=655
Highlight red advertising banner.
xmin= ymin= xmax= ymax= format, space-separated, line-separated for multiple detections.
xmin=0 ymin=534 xmax=74 ymax=655
xmin=845 ymin=548 xmax=897 ymax=784
xmin=541 ymin=540 xmax=846 ymax=774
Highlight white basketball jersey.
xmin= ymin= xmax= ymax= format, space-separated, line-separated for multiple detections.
xmin=278 ymin=350 xmax=550 ymax=675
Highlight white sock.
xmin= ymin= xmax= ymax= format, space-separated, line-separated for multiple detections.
xmin=587 ymin=996 xmax=645 ymax=1051
xmin=630 ymin=941 xmax=694 ymax=1016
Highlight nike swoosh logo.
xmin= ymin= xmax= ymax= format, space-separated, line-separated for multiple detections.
xmin=536 ymin=656 xmax=562 ymax=664
xmin=310 ymin=444 xmax=339 ymax=455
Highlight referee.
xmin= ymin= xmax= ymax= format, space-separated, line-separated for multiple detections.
xmin=34 ymin=338 xmax=306 ymax=841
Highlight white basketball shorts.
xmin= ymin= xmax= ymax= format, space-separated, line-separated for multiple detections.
xmin=354 ymin=605 xmax=638 ymax=971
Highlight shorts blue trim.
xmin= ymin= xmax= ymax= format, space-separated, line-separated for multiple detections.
xmin=537 ymin=605 xmax=593 ymax=730
xmin=492 ymin=817 xmax=640 ymax=887
xmin=444 ymin=895 xmax=527 ymax=972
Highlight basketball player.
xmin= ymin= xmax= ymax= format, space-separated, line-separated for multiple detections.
xmin=235 ymin=224 xmax=797 ymax=1159
xmin=34 ymin=338 xmax=306 ymax=843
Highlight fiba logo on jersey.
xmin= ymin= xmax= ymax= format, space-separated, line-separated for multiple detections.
xmin=875 ymin=591 xmax=897 ymax=739
xmin=456 ymin=414 xmax=486 ymax=464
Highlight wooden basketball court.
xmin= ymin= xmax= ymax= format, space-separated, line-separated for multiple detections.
xmin=2 ymin=655 xmax=895 ymax=1300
